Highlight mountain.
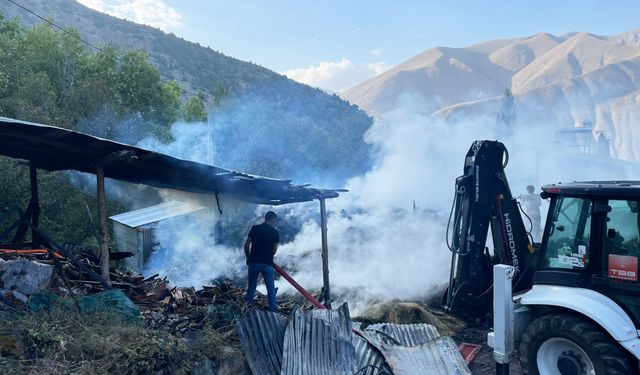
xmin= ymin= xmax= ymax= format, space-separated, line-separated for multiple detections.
xmin=0 ymin=0 xmax=373 ymax=181
xmin=342 ymin=30 xmax=640 ymax=161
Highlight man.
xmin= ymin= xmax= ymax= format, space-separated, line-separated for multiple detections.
xmin=244 ymin=211 xmax=280 ymax=311
xmin=520 ymin=185 xmax=542 ymax=241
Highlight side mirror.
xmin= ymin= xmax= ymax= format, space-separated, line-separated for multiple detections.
xmin=608 ymin=228 xmax=617 ymax=239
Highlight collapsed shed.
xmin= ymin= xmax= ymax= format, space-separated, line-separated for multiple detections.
xmin=0 ymin=116 xmax=342 ymax=305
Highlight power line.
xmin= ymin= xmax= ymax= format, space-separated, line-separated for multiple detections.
xmin=6 ymin=0 xmax=202 ymax=98
xmin=7 ymin=0 xmax=106 ymax=53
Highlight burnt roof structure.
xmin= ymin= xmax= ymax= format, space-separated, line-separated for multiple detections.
xmin=0 ymin=116 xmax=344 ymax=205
xmin=1 ymin=116 xmax=341 ymax=297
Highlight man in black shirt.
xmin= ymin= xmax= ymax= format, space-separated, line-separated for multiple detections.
xmin=244 ymin=211 xmax=280 ymax=311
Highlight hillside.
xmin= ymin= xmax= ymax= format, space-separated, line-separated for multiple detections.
xmin=342 ymin=29 xmax=640 ymax=161
xmin=0 ymin=0 xmax=373 ymax=181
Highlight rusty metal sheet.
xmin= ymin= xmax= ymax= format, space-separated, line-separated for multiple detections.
xmin=237 ymin=309 xmax=288 ymax=375
xmin=281 ymin=303 xmax=357 ymax=375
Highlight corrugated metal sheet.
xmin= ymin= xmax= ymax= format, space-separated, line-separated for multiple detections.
xmin=238 ymin=309 xmax=470 ymax=375
xmin=281 ymin=304 xmax=357 ymax=375
xmin=359 ymin=323 xmax=471 ymax=375
xmin=237 ymin=309 xmax=288 ymax=375
xmin=380 ymin=337 xmax=471 ymax=375
xmin=109 ymin=201 xmax=204 ymax=228
xmin=352 ymin=324 xmax=392 ymax=375
xmin=364 ymin=323 xmax=440 ymax=346
xmin=113 ymin=221 xmax=140 ymax=271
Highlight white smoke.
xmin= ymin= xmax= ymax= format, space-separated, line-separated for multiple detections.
xmin=141 ymin=190 xmax=246 ymax=288
xmin=271 ymin=96 xmax=637 ymax=314
xmin=273 ymin=103 xmax=496 ymax=313
xmin=136 ymin=123 xmax=246 ymax=288
xmin=133 ymin=98 xmax=637 ymax=310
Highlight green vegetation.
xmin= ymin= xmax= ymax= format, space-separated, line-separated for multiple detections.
xmin=0 ymin=15 xmax=193 ymax=141
xmin=0 ymin=307 xmax=234 ymax=375
xmin=182 ymin=94 xmax=208 ymax=123
xmin=0 ymin=156 xmax=125 ymax=247
xmin=0 ymin=14 xmax=188 ymax=245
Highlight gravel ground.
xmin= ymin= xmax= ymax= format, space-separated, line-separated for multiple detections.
xmin=452 ymin=320 xmax=524 ymax=375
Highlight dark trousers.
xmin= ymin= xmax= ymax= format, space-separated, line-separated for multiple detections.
xmin=246 ymin=262 xmax=277 ymax=311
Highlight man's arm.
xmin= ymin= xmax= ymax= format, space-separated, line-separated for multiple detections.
xmin=273 ymin=230 xmax=280 ymax=255
xmin=244 ymin=236 xmax=251 ymax=259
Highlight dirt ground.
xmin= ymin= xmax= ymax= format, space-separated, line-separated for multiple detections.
xmin=453 ymin=321 xmax=523 ymax=375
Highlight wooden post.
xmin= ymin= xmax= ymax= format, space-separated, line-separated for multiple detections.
xmin=29 ymin=163 xmax=40 ymax=245
xmin=319 ymin=197 xmax=331 ymax=309
xmin=96 ymin=167 xmax=111 ymax=285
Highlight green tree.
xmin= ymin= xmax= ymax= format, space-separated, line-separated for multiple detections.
xmin=182 ymin=94 xmax=208 ymax=122
xmin=213 ymin=82 xmax=228 ymax=105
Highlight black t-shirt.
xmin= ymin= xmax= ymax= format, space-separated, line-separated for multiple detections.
xmin=248 ymin=223 xmax=280 ymax=265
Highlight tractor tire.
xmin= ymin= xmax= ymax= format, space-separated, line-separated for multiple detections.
xmin=519 ymin=313 xmax=633 ymax=375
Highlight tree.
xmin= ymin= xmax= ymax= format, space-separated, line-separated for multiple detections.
xmin=213 ymin=82 xmax=228 ymax=105
xmin=182 ymin=94 xmax=208 ymax=122
xmin=497 ymin=87 xmax=516 ymax=134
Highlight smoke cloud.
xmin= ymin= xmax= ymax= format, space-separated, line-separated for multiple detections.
xmin=270 ymin=95 xmax=637 ymax=314
xmin=133 ymin=94 xmax=636 ymax=313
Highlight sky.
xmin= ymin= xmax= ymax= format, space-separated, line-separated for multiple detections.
xmin=76 ymin=0 xmax=640 ymax=92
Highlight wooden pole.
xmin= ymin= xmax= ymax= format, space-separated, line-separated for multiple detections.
xmin=96 ymin=167 xmax=111 ymax=285
xmin=29 ymin=163 xmax=40 ymax=245
xmin=319 ymin=197 xmax=331 ymax=309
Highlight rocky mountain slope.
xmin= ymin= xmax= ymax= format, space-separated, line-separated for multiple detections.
xmin=342 ymin=30 xmax=640 ymax=161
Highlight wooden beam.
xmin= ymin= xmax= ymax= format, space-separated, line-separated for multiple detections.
xmin=319 ymin=197 xmax=331 ymax=309
xmin=29 ymin=163 xmax=40 ymax=245
xmin=96 ymin=167 xmax=111 ymax=285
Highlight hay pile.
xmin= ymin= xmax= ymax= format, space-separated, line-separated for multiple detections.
xmin=354 ymin=301 xmax=462 ymax=336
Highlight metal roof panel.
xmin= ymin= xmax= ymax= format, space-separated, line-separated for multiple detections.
xmin=109 ymin=201 xmax=205 ymax=228
xmin=281 ymin=304 xmax=357 ymax=375
xmin=236 ymin=309 xmax=288 ymax=375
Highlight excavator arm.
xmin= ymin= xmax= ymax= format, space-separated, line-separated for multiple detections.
xmin=443 ymin=140 xmax=536 ymax=313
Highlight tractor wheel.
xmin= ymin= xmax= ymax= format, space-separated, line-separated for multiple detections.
xmin=519 ymin=313 xmax=633 ymax=375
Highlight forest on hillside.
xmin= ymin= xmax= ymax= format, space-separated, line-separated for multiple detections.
xmin=0 ymin=12 xmax=374 ymax=246
xmin=0 ymin=13 xmax=212 ymax=246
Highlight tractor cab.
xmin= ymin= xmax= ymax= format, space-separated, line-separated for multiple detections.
xmin=535 ymin=181 xmax=640 ymax=325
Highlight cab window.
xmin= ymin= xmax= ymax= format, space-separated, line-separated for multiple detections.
xmin=604 ymin=200 xmax=640 ymax=282
xmin=543 ymin=197 xmax=592 ymax=270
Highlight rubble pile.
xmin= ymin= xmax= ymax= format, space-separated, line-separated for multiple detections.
xmin=0 ymin=251 xmax=304 ymax=335
xmin=0 ymin=251 xmax=304 ymax=374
